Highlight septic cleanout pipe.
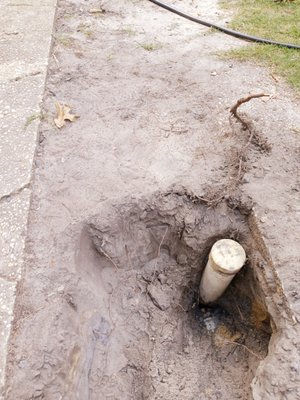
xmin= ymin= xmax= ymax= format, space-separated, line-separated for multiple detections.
xmin=199 ymin=239 xmax=246 ymax=304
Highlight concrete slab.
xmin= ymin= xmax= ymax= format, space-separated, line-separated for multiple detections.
xmin=0 ymin=0 xmax=56 ymax=197
xmin=0 ymin=76 xmax=46 ymax=197
xmin=0 ymin=278 xmax=16 ymax=389
xmin=0 ymin=0 xmax=57 ymax=393
xmin=0 ymin=189 xmax=31 ymax=281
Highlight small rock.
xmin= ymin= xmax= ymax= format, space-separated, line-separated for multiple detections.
xmin=281 ymin=342 xmax=292 ymax=352
xmin=158 ymin=274 xmax=167 ymax=284
xmin=166 ymin=366 xmax=173 ymax=374
xmin=211 ymin=71 xmax=217 ymax=76
xmin=290 ymin=362 xmax=299 ymax=372
xmin=179 ymin=377 xmax=186 ymax=391
xmin=148 ymin=284 xmax=171 ymax=311
xmin=34 ymin=383 xmax=44 ymax=391
xmin=18 ymin=359 xmax=29 ymax=369
xmin=57 ymin=285 xmax=64 ymax=293
xmin=177 ymin=254 xmax=187 ymax=265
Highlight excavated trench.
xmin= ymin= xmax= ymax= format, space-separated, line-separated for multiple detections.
xmin=72 ymin=191 xmax=275 ymax=400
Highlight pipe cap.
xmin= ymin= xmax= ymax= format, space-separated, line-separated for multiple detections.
xmin=210 ymin=239 xmax=246 ymax=275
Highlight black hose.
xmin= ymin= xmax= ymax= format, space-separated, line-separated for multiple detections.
xmin=148 ymin=0 xmax=300 ymax=50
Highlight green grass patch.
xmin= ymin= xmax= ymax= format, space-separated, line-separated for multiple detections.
xmin=122 ymin=26 xmax=137 ymax=36
xmin=221 ymin=0 xmax=300 ymax=91
xmin=57 ymin=35 xmax=74 ymax=48
xmin=77 ymin=23 xmax=94 ymax=39
xmin=24 ymin=113 xmax=40 ymax=129
xmin=139 ymin=42 xmax=161 ymax=51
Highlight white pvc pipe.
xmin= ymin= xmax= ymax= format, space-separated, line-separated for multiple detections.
xmin=199 ymin=239 xmax=246 ymax=304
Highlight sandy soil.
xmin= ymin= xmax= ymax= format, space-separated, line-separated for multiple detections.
xmin=3 ymin=0 xmax=300 ymax=399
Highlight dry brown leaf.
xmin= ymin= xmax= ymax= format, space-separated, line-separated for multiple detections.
xmin=54 ymin=102 xmax=78 ymax=129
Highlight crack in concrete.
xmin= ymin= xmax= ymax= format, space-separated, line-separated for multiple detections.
xmin=0 ymin=183 xmax=30 ymax=204
xmin=0 ymin=32 xmax=19 ymax=36
xmin=10 ymin=70 xmax=42 ymax=82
